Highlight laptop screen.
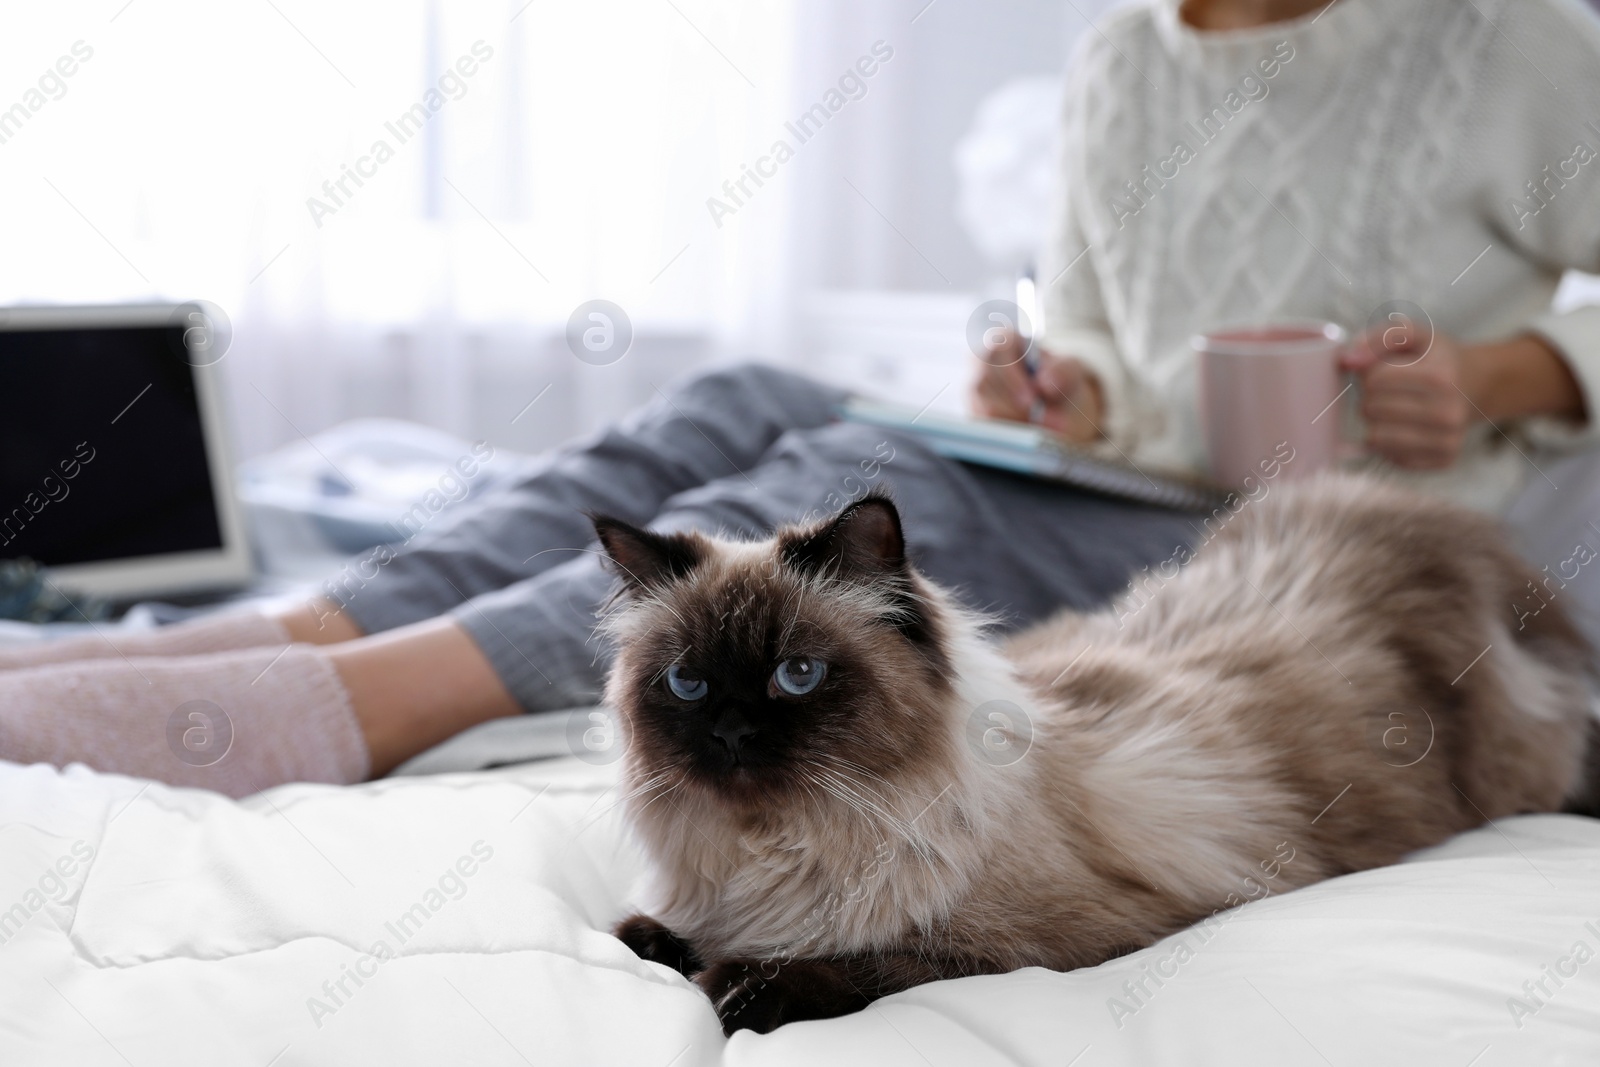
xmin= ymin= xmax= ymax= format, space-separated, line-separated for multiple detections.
xmin=0 ymin=325 xmax=224 ymax=566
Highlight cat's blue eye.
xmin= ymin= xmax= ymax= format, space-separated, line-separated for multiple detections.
xmin=773 ymin=656 xmax=827 ymax=697
xmin=665 ymin=664 xmax=708 ymax=701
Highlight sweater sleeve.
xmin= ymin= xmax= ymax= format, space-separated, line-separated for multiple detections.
xmin=1481 ymin=0 xmax=1600 ymax=448
xmin=1038 ymin=37 xmax=1158 ymax=456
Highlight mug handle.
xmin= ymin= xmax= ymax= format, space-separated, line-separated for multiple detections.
xmin=1333 ymin=366 xmax=1366 ymax=462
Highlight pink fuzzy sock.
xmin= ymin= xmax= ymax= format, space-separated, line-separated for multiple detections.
xmin=0 ymin=612 xmax=291 ymax=671
xmin=0 ymin=646 xmax=370 ymax=798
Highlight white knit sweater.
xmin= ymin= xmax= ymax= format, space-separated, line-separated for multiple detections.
xmin=1042 ymin=0 xmax=1600 ymax=511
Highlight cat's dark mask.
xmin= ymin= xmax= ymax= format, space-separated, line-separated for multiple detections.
xmin=592 ymin=492 xmax=949 ymax=798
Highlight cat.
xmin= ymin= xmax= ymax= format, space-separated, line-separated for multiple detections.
xmin=591 ymin=474 xmax=1598 ymax=1034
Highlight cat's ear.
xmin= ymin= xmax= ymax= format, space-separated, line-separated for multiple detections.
xmin=782 ymin=492 xmax=944 ymax=657
xmin=591 ymin=515 xmax=703 ymax=592
xmin=781 ymin=492 xmax=908 ymax=581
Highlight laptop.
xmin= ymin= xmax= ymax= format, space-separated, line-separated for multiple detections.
xmin=0 ymin=303 xmax=253 ymax=601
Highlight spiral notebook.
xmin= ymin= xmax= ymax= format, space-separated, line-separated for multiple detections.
xmin=837 ymin=397 xmax=1227 ymax=512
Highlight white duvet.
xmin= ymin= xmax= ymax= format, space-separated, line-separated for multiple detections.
xmin=3 ymin=757 xmax=1599 ymax=1066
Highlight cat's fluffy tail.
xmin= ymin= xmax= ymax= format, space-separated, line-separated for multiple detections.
xmin=1504 ymin=551 xmax=1600 ymax=818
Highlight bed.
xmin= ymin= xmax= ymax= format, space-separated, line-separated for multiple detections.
xmin=4 ymin=741 xmax=1598 ymax=1066
xmin=5 ymin=422 xmax=1599 ymax=1063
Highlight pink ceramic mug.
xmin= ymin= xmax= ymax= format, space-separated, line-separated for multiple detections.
xmin=1193 ymin=321 xmax=1350 ymax=489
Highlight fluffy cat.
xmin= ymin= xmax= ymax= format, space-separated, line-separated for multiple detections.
xmin=592 ymin=475 xmax=1597 ymax=1034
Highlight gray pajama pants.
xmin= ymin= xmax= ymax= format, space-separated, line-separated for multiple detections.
xmin=337 ymin=364 xmax=1203 ymax=712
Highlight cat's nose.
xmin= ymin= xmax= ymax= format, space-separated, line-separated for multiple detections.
xmin=711 ymin=713 xmax=757 ymax=755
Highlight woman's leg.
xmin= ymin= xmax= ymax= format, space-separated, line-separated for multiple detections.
xmin=272 ymin=361 xmax=844 ymax=647
xmin=0 ymin=363 xmax=842 ymax=669
xmin=325 ymin=616 xmax=520 ymax=776
xmin=0 ymin=645 xmax=369 ymax=798
xmin=0 ymin=611 xmax=294 ymax=670
xmin=0 ymin=421 xmax=1194 ymax=794
xmin=298 ymin=363 xmax=847 ymax=641
xmin=0 ymin=365 xmax=844 ymax=791
xmin=431 ymin=421 xmax=1202 ymax=716
xmin=324 ymin=439 xmax=1197 ymax=774
xmin=0 ymin=613 xmax=519 ymax=793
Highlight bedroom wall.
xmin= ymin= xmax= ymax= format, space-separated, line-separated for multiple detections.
xmin=786 ymin=0 xmax=1123 ymax=295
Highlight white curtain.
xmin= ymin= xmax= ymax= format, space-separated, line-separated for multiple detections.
xmin=0 ymin=0 xmax=801 ymax=459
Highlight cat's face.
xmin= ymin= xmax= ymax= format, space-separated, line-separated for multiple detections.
xmin=594 ymin=494 xmax=953 ymax=804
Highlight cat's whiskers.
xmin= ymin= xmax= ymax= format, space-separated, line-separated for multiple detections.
xmin=581 ymin=769 xmax=677 ymax=835
xmin=817 ymin=752 xmax=907 ymax=796
xmin=644 ymin=649 xmax=692 ymax=689
xmin=804 ymin=760 xmax=925 ymax=856
xmin=602 ymin=584 xmax=693 ymax=638
xmin=627 ymin=777 xmax=684 ymax=822
xmin=805 ymin=761 xmax=896 ymax=825
xmin=819 ymin=758 xmax=954 ymax=875
xmin=777 ymin=584 xmax=805 ymax=650
xmin=800 ymin=766 xmax=890 ymax=836
xmin=812 ymin=753 xmax=928 ymax=832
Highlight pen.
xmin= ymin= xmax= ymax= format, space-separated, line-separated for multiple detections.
xmin=1016 ymin=270 xmax=1045 ymax=425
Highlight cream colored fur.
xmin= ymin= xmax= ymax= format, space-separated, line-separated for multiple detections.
xmin=611 ymin=474 xmax=1596 ymax=976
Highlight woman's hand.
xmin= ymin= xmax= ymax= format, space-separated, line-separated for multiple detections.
xmin=1339 ymin=321 xmax=1473 ymax=470
xmin=1340 ymin=322 xmax=1585 ymax=470
xmin=970 ymin=329 xmax=1106 ymax=444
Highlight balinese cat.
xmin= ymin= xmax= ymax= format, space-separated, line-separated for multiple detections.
xmin=592 ymin=475 xmax=1597 ymax=1034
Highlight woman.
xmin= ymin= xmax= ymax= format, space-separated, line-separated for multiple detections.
xmin=978 ymin=0 xmax=1598 ymax=498
xmin=4 ymin=0 xmax=1599 ymax=796
xmin=974 ymin=0 xmax=1600 ymax=626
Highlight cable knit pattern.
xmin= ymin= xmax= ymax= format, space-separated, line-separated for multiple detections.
xmin=1041 ymin=0 xmax=1600 ymax=512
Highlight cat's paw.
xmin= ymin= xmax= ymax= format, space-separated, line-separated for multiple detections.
xmin=696 ymin=958 xmax=872 ymax=1035
xmin=613 ymin=914 xmax=704 ymax=977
